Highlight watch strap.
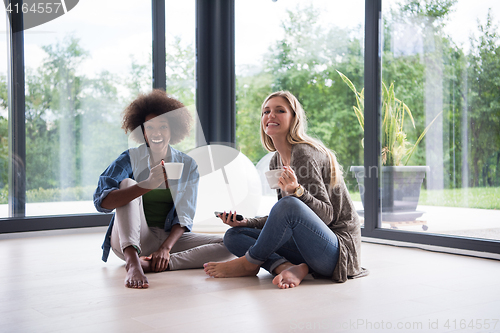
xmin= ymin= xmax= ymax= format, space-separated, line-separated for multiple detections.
xmin=294 ymin=184 xmax=304 ymax=197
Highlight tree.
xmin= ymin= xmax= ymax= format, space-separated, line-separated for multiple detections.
xmin=37 ymin=35 xmax=88 ymax=191
xmin=466 ymin=10 xmax=500 ymax=187
xmin=24 ymin=67 xmax=60 ymax=190
xmin=0 ymin=116 xmax=7 ymax=189
xmin=166 ymin=36 xmax=195 ymax=106
xmin=0 ymin=35 xmax=161 ymax=202
xmin=23 ymin=36 xmax=127 ymax=197
xmin=237 ymin=4 xmax=365 ymax=183
xmin=0 ymin=75 xmax=8 ymax=189
xmin=236 ymin=72 xmax=274 ymax=163
xmin=126 ymin=55 xmax=151 ymax=98
xmin=78 ymin=70 xmax=127 ymax=188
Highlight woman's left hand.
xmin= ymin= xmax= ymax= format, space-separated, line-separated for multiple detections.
xmin=279 ymin=166 xmax=299 ymax=195
xmin=144 ymin=247 xmax=171 ymax=272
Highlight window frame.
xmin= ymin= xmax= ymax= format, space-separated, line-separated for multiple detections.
xmin=361 ymin=0 xmax=500 ymax=255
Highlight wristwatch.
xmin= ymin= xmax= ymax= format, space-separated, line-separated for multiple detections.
xmin=293 ymin=184 xmax=305 ymax=197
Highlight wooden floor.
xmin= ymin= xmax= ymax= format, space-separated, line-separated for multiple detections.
xmin=0 ymin=227 xmax=499 ymax=333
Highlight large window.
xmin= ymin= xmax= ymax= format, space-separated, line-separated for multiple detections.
xmin=8 ymin=0 xmax=152 ymax=217
xmin=377 ymin=1 xmax=500 ymax=241
xmin=235 ymin=0 xmax=365 ymax=215
xmin=165 ymin=0 xmax=197 ymax=152
xmin=2 ymin=1 xmax=498 ymax=255
xmin=165 ymin=1 xmax=195 ymax=107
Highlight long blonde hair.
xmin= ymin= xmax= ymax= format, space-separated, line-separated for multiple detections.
xmin=260 ymin=91 xmax=343 ymax=187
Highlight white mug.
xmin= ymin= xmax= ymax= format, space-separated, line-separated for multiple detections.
xmin=265 ymin=168 xmax=284 ymax=189
xmin=163 ymin=162 xmax=184 ymax=179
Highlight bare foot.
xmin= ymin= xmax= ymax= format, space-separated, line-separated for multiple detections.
xmin=272 ymin=263 xmax=309 ymax=289
xmin=123 ymin=246 xmax=149 ymax=289
xmin=125 ymin=261 xmax=149 ymax=289
xmin=204 ymin=256 xmax=260 ymax=278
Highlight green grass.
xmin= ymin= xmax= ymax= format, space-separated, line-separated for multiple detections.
xmin=0 ymin=185 xmax=95 ymax=204
xmin=2 ymin=186 xmax=499 ymax=210
xmin=418 ymin=187 xmax=500 ymax=210
xmin=349 ymin=187 xmax=500 ymax=210
xmin=349 ymin=191 xmax=361 ymax=202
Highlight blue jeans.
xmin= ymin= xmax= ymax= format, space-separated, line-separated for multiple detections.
xmin=223 ymin=196 xmax=339 ymax=276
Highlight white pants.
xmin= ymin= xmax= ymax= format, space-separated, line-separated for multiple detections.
xmin=110 ymin=178 xmax=234 ymax=270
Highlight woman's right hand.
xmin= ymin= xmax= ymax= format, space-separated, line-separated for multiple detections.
xmin=217 ymin=211 xmax=248 ymax=227
xmin=139 ymin=163 xmax=167 ymax=189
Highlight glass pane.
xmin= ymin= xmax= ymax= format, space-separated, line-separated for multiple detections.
xmin=380 ymin=1 xmax=500 ymax=240
xmin=235 ymin=0 xmax=365 ymax=217
xmin=0 ymin=11 xmax=7 ymax=218
xmin=165 ymin=0 xmax=196 ymax=151
xmin=22 ymin=0 xmax=152 ymax=217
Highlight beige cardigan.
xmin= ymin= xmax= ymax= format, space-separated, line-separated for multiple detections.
xmin=246 ymin=143 xmax=368 ymax=283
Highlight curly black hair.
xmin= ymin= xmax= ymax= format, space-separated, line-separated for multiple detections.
xmin=122 ymin=89 xmax=192 ymax=144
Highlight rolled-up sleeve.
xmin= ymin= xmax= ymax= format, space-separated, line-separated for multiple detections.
xmin=93 ymin=151 xmax=133 ymax=213
xmin=246 ymin=216 xmax=268 ymax=229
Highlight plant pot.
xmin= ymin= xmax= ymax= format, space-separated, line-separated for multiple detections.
xmin=350 ymin=166 xmax=430 ymax=222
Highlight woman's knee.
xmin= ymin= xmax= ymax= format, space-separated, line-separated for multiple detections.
xmin=116 ymin=179 xmax=142 ymax=211
xmin=223 ymin=227 xmax=254 ymax=255
xmin=119 ymin=178 xmax=137 ymax=189
xmin=223 ymin=227 xmax=240 ymax=250
xmin=271 ymin=196 xmax=303 ymax=215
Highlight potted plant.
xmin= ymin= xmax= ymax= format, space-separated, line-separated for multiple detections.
xmin=337 ymin=71 xmax=441 ymax=225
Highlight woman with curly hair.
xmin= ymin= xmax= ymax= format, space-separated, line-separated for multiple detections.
xmin=94 ymin=90 xmax=233 ymax=289
xmin=204 ymin=91 xmax=368 ymax=288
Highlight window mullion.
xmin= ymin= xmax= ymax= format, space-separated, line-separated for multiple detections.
xmin=7 ymin=0 xmax=26 ymax=218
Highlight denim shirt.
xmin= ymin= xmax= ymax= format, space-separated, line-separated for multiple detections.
xmin=93 ymin=144 xmax=199 ymax=262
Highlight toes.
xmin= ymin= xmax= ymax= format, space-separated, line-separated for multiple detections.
xmin=206 ymin=268 xmax=223 ymax=278
xmin=125 ymin=278 xmax=149 ymax=289
xmin=204 ymin=264 xmax=221 ymax=277
xmin=203 ymin=264 xmax=213 ymax=274
xmin=208 ymin=271 xmax=220 ymax=278
xmin=274 ymin=272 xmax=299 ymax=289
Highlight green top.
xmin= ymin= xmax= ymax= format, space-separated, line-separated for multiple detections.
xmin=142 ymin=188 xmax=174 ymax=229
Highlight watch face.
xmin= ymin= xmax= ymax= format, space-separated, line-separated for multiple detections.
xmin=295 ymin=185 xmax=304 ymax=196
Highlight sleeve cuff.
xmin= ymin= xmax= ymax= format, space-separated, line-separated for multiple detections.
xmin=246 ymin=216 xmax=267 ymax=229
xmin=94 ymin=188 xmax=118 ymax=213
xmin=176 ymin=215 xmax=193 ymax=232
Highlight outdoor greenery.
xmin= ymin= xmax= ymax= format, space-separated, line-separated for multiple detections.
xmin=0 ymin=33 xmax=194 ymax=204
xmin=235 ymin=1 xmax=500 ymax=191
xmin=337 ymin=71 xmax=442 ymax=166
xmin=419 ymin=187 xmax=500 ymax=210
xmin=349 ymin=188 xmax=500 ymax=210
xmin=0 ymin=0 xmax=499 ymax=208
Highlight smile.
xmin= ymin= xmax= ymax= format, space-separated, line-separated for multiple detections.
xmin=151 ymin=139 xmax=163 ymax=143
xmin=267 ymin=122 xmax=279 ymax=127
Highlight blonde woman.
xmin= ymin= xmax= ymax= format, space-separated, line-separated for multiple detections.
xmin=204 ymin=91 xmax=367 ymax=288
